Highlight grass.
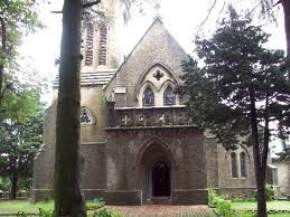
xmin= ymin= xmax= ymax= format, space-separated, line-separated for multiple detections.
xmin=0 ymin=200 xmax=103 ymax=213
xmin=269 ymin=214 xmax=290 ymax=217
xmin=232 ymin=200 xmax=290 ymax=211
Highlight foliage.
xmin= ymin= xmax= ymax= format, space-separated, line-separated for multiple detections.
xmin=0 ymin=0 xmax=42 ymax=62
xmin=0 ymin=0 xmax=43 ymax=106
xmin=208 ymin=190 xmax=236 ymax=217
xmin=86 ymin=197 xmax=105 ymax=210
xmin=93 ymin=209 xmax=122 ymax=217
xmin=0 ymin=87 xmax=43 ymax=198
xmin=265 ymin=185 xmax=274 ymax=201
xmin=0 ymin=176 xmax=10 ymax=191
xmin=182 ymin=6 xmax=290 ymax=217
xmin=182 ymin=7 xmax=290 ymax=149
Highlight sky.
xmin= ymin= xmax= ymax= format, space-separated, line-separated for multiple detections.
xmin=18 ymin=0 xmax=286 ymax=92
xmin=18 ymin=0 xmax=287 ymax=153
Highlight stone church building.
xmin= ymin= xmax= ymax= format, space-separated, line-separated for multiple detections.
xmin=32 ymin=1 xmax=256 ymax=205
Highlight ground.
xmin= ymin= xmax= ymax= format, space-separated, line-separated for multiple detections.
xmin=0 ymin=200 xmax=290 ymax=216
xmin=106 ymin=205 xmax=216 ymax=217
xmin=232 ymin=200 xmax=290 ymax=211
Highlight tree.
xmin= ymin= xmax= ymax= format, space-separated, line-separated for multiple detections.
xmin=0 ymin=89 xmax=43 ymax=199
xmin=54 ymin=1 xmax=157 ymax=216
xmin=182 ymin=7 xmax=290 ymax=217
xmin=54 ymin=0 xmax=85 ymax=216
xmin=0 ymin=0 xmax=41 ymax=104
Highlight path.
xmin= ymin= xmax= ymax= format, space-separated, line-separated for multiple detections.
xmin=106 ymin=205 xmax=216 ymax=217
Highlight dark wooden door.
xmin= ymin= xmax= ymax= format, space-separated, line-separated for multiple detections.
xmin=152 ymin=161 xmax=170 ymax=197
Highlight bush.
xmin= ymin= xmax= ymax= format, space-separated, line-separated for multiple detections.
xmin=93 ymin=209 xmax=122 ymax=217
xmin=254 ymin=184 xmax=274 ymax=201
xmin=87 ymin=197 xmax=105 ymax=210
xmin=208 ymin=189 xmax=236 ymax=217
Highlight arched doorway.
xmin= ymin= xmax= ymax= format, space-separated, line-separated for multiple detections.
xmin=152 ymin=161 xmax=170 ymax=197
xmin=137 ymin=140 xmax=175 ymax=202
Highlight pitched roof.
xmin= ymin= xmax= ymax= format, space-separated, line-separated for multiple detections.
xmin=53 ymin=70 xmax=116 ymax=87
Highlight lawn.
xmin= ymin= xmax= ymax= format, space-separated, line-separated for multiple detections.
xmin=232 ymin=200 xmax=290 ymax=211
xmin=269 ymin=214 xmax=290 ymax=217
xmin=0 ymin=200 xmax=102 ymax=213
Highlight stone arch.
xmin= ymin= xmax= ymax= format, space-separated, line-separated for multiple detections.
xmin=134 ymin=63 xmax=180 ymax=101
xmin=138 ymin=81 xmax=158 ymax=107
xmin=160 ymin=81 xmax=179 ymax=106
xmin=136 ymin=137 xmax=176 ymax=202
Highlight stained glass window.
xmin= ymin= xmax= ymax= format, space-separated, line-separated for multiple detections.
xmin=231 ymin=152 xmax=238 ymax=178
xmin=163 ymin=86 xmax=176 ymax=105
xmin=240 ymin=152 xmax=247 ymax=177
xmin=143 ymin=87 xmax=154 ymax=106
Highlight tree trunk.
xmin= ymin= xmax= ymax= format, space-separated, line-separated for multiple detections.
xmin=249 ymin=84 xmax=268 ymax=217
xmin=54 ymin=0 xmax=86 ymax=217
xmin=0 ymin=16 xmax=7 ymax=102
xmin=9 ymin=172 xmax=18 ymax=200
xmin=282 ymin=0 xmax=290 ymax=56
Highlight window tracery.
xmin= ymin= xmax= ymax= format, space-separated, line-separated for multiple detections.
xmin=142 ymin=87 xmax=155 ymax=106
xmin=85 ymin=23 xmax=94 ymax=66
xmin=98 ymin=24 xmax=107 ymax=65
xmin=231 ymin=152 xmax=238 ymax=178
xmin=163 ymin=86 xmax=176 ymax=106
xmin=240 ymin=152 xmax=247 ymax=177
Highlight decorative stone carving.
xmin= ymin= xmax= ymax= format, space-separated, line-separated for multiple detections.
xmin=80 ymin=107 xmax=96 ymax=124
xmin=153 ymin=70 xmax=164 ymax=81
xmin=121 ymin=114 xmax=132 ymax=126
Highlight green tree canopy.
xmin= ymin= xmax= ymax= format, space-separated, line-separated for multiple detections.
xmin=182 ymin=7 xmax=290 ymax=217
xmin=0 ymin=88 xmax=43 ymax=199
xmin=0 ymin=0 xmax=42 ymax=103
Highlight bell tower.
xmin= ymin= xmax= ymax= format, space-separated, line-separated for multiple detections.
xmin=82 ymin=0 xmax=121 ymax=72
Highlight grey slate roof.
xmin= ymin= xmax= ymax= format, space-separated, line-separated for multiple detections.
xmin=53 ymin=70 xmax=116 ymax=87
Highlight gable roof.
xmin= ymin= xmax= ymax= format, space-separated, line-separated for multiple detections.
xmin=104 ymin=17 xmax=188 ymax=93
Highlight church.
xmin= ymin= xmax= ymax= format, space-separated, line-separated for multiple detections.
xmin=32 ymin=0 xmax=256 ymax=205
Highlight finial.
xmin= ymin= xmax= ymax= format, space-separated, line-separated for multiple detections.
xmin=153 ymin=1 xmax=162 ymax=19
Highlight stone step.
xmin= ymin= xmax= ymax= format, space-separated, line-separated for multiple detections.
xmin=146 ymin=197 xmax=172 ymax=205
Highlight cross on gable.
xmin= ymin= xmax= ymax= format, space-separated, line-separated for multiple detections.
xmin=153 ymin=70 xmax=164 ymax=81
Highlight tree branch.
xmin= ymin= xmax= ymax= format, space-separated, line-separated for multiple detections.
xmin=82 ymin=0 xmax=101 ymax=9
xmin=197 ymin=0 xmax=217 ymax=33
xmin=51 ymin=0 xmax=102 ymax=14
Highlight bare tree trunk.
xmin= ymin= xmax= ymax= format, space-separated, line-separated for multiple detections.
xmin=54 ymin=0 xmax=86 ymax=217
xmin=249 ymin=84 xmax=268 ymax=217
xmin=9 ymin=172 xmax=18 ymax=200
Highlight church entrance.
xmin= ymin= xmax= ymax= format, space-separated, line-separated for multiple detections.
xmin=152 ymin=161 xmax=170 ymax=197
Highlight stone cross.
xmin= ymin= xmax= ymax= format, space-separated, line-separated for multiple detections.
xmin=153 ymin=70 xmax=164 ymax=81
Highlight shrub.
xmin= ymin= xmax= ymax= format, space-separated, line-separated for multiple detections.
xmin=93 ymin=209 xmax=122 ymax=217
xmin=208 ymin=189 xmax=236 ymax=217
xmin=87 ymin=197 xmax=105 ymax=210
xmin=254 ymin=184 xmax=274 ymax=201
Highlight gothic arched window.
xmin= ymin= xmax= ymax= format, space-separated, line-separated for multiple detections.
xmin=240 ymin=152 xmax=247 ymax=177
xmin=85 ymin=23 xmax=94 ymax=66
xmin=142 ymin=87 xmax=155 ymax=107
xmin=163 ymin=86 xmax=176 ymax=106
xmin=98 ymin=24 xmax=107 ymax=65
xmin=231 ymin=152 xmax=238 ymax=178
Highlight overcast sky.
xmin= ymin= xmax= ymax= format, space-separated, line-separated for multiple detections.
xmin=18 ymin=0 xmax=286 ymax=91
xmin=17 ymin=0 xmax=286 ymax=154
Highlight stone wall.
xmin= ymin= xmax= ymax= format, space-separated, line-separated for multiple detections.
xmin=104 ymin=127 xmax=208 ymax=204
